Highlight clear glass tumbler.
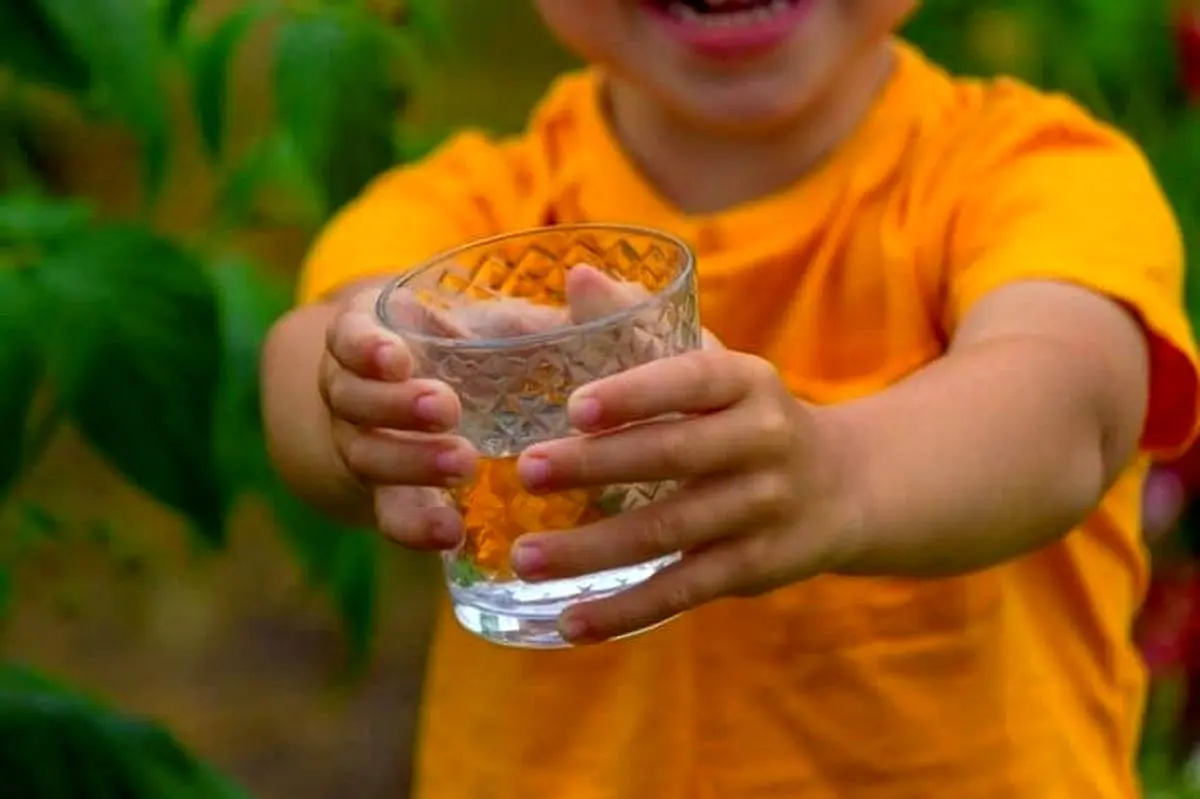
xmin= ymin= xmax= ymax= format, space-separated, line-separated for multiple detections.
xmin=376 ymin=224 xmax=701 ymax=648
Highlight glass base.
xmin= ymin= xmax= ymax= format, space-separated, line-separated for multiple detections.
xmin=447 ymin=554 xmax=679 ymax=649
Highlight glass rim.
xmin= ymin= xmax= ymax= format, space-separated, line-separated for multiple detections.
xmin=374 ymin=223 xmax=695 ymax=352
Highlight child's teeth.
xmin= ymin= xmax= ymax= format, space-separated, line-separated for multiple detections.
xmin=665 ymin=0 xmax=793 ymax=27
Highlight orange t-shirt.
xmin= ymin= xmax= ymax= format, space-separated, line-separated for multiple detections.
xmin=299 ymin=41 xmax=1200 ymax=798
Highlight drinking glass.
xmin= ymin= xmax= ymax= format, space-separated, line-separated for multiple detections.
xmin=376 ymin=224 xmax=701 ymax=648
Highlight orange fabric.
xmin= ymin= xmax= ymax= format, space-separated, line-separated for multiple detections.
xmin=299 ymin=42 xmax=1200 ymax=798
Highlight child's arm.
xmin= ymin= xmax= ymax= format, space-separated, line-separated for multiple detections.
xmin=511 ymin=280 xmax=1179 ymax=642
xmin=262 ymin=132 xmax=542 ymax=529
xmin=508 ymin=112 xmax=1200 ymax=643
xmin=824 ymin=279 xmax=1149 ymax=577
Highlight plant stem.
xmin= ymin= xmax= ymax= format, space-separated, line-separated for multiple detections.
xmin=19 ymin=398 xmax=64 ymax=476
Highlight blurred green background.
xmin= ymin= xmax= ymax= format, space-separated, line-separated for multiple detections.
xmin=0 ymin=1 xmax=1198 ymax=797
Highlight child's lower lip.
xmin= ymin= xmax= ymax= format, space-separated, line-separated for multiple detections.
xmin=640 ymin=0 xmax=814 ymax=58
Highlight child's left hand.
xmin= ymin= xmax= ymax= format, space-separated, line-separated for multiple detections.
xmin=510 ymin=268 xmax=858 ymax=644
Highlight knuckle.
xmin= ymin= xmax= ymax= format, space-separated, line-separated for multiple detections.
xmin=756 ymin=405 xmax=793 ymax=443
xmin=341 ymin=432 xmax=375 ymax=478
xmin=569 ymin=444 xmax=596 ymax=484
xmin=350 ymin=287 xmax=382 ymax=312
xmin=317 ymin=357 xmax=336 ymax=406
xmin=657 ymin=427 xmax=693 ymax=476
xmin=685 ymin=348 xmax=725 ymax=386
xmin=744 ymin=472 xmax=792 ymax=522
xmin=742 ymin=354 xmax=779 ymax=387
xmin=341 ymin=312 xmax=385 ymax=371
xmin=324 ymin=371 xmax=353 ymax=415
xmin=725 ymin=542 xmax=762 ymax=586
xmin=334 ymin=309 xmax=366 ymax=346
xmin=641 ymin=508 xmax=682 ymax=556
xmin=659 ymin=579 xmax=696 ymax=617
xmin=325 ymin=313 xmax=344 ymax=352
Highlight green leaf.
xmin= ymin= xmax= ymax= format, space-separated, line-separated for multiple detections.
xmin=209 ymin=257 xmax=288 ymax=499
xmin=273 ymin=7 xmax=403 ymax=212
xmin=0 ymin=0 xmax=90 ymax=95
xmin=215 ymin=135 xmax=324 ymax=229
xmin=161 ymin=0 xmax=196 ymax=41
xmin=189 ymin=3 xmax=268 ymax=160
xmin=34 ymin=0 xmax=172 ymax=198
xmin=267 ymin=483 xmax=380 ymax=674
xmin=395 ymin=126 xmax=449 ymax=164
xmin=397 ymin=0 xmax=447 ymax=46
xmin=207 ymin=257 xmax=380 ymax=667
xmin=0 ymin=269 xmax=43 ymax=501
xmin=34 ymin=226 xmax=226 ymax=544
xmin=0 ymin=663 xmax=253 ymax=799
xmin=0 ymin=195 xmax=91 ymax=245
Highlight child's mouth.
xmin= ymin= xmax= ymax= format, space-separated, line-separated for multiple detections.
xmin=641 ymin=0 xmax=812 ymax=56
xmin=651 ymin=0 xmax=800 ymax=27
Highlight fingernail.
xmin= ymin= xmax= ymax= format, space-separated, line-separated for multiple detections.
xmin=559 ymin=613 xmax=590 ymax=643
xmin=414 ymin=393 xmax=445 ymax=426
xmin=519 ymin=455 xmax=550 ymax=489
xmin=570 ymin=395 xmax=602 ymax=429
xmin=436 ymin=448 xmax=474 ymax=480
xmin=511 ymin=541 xmax=546 ymax=577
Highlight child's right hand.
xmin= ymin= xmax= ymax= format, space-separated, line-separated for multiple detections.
xmin=319 ymin=289 xmax=476 ymax=550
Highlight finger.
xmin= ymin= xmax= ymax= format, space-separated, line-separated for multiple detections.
xmin=334 ymin=425 xmax=478 ymax=487
xmin=566 ymin=264 xmax=724 ymax=355
xmin=452 ymin=298 xmax=568 ymax=337
xmin=375 ymin=486 xmax=463 ymax=550
xmin=323 ymin=373 xmax=461 ymax=432
xmin=565 ymin=264 xmax=650 ymax=324
xmin=518 ymin=405 xmax=787 ymax=490
xmin=511 ymin=477 xmax=763 ymax=582
xmin=382 ymin=286 xmax=569 ymax=339
xmin=557 ymin=548 xmax=737 ymax=644
xmin=378 ymin=287 xmax=473 ymax=338
xmin=564 ymin=350 xmax=763 ymax=432
xmin=328 ymin=308 xmax=413 ymax=380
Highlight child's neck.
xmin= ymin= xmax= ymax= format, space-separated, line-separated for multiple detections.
xmin=605 ymin=45 xmax=895 ymax=216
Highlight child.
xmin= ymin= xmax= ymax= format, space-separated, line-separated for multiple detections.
xmin=261 ymin=0 xmax=1200 ymax=795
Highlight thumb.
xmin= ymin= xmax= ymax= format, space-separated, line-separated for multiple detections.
xmin=565 ymin=263 xmax=726 ymax=351
xmin=565 ymin=264 xmax=651 ymax=325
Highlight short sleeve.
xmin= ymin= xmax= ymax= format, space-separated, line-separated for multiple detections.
xmin=296 ymin=130 xmax=546 ymax=304
xmin=945 ymin=104 xmax=1200 ymax=457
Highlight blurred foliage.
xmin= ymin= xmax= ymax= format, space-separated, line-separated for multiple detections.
xmin=0 ymin=0 xmax=440 ymax=794
xmin=0 ymin=0 xmax=1197 ymax=795
xmin=0 ymin=663 xmax=251 ymax=799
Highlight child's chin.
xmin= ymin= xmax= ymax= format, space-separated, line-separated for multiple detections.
xmin=672 ymin=84 xmax=815 ymax=135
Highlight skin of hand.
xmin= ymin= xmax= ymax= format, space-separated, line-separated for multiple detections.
xmin=507 ymin=281 xmax=1150 ymax=645
xmin=318 ymin=288 xmax=477 ymax=548
xmin=317 ymin=265 xmax=684 ymax=549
